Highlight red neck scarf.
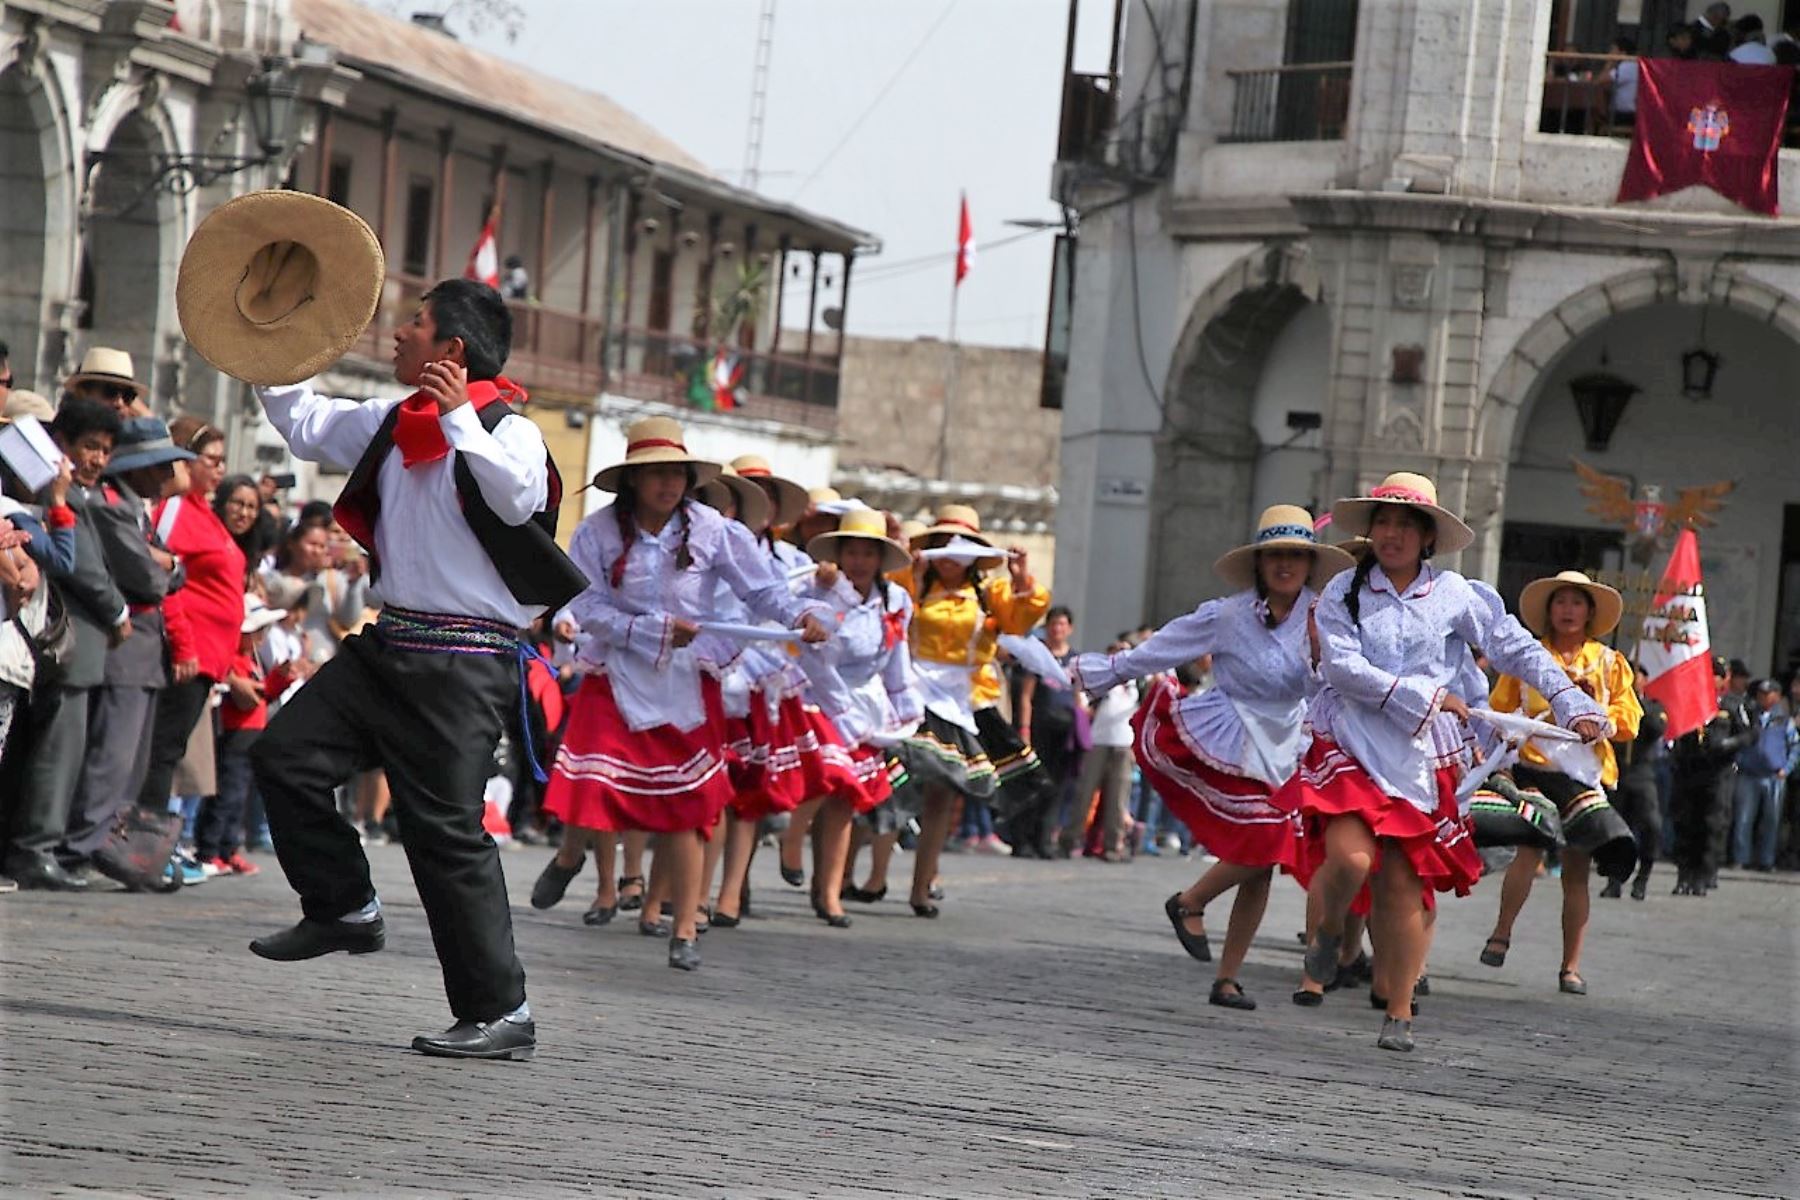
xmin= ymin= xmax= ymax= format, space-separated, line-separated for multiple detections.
xmin=391 ymin=376 xmax=526 ymax=468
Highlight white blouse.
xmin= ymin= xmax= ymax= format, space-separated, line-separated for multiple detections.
xmin=564 ymin=500 xmax=817 ymax=732
xmin=801 ymin=575 xmax=923 ymax=747
xmin=1312 ymin=563 xmax=1603 ymax=812
xmin=1072 ymin=588 xmax=1317 ymax=788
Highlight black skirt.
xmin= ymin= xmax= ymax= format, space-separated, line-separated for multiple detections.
xmin=889 ymin=711 xmax=999 ymax=814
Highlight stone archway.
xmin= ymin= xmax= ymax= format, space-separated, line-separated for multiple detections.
xmin=0 ymin=53 xmax=77 ymax=392
xmin=1146 ymin=244 xmax=1324 ymax=622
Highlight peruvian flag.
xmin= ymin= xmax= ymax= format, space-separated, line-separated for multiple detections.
xmin=465 ymin=208 xmax=500 ymax=288
xmin=1635 ymin=528 xmax=1716 ymax=740
xmin=1617 ymin=60 xmax=1790 ymax=217
xmin=954 ymin=193 xmax=975 ymax=286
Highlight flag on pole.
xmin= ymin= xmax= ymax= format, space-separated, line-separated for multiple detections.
xmin=954 ymin=193 xmax=975 ymax=286
xmin=1617 ymin=60 xmax=1790 ymax=216
xmin=465 ymin=208 xmax=501 ymax=288
xmin=1635 ymin=528 xmax=1716 ymax=741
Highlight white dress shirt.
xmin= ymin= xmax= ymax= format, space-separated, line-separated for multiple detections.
xmin=257 ymin=384 xmax=551 ymax=628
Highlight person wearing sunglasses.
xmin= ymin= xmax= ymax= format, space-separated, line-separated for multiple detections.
xmin=63 ymin=347 xmax=150 ymax=419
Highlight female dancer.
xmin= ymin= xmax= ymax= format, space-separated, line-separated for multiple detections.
xmin=799 ymin=508 xmax=921 ymax=925
xmin=540 ymin=418 xmax=828 ymax=969
xmin=1073 ymin=505 xmax=1353 ymax=1011
xmin=1480 ymin=570 xmax=1640 ymax=995
xmin=1282 ymin=473 xmax=1607 ymax=1051
xmin=892 ymin=505 xmax=1047 ymax=916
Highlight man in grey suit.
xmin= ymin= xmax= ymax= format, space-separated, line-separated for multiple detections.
xmin=4 ymin=396 xmax=126 ymax=890
xmin=60 ymin=417 xmax=193 ymax=875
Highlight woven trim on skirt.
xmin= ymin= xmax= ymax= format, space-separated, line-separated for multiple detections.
xmin=1134 ymin=677 xmax=1299 ymax=870
xmin=890 ymin=711 xmax=998 ymax=814
xmin=1511 ymin=763 xmax=1637 ymax=881
xmin=973 ymin=706 xmax=1056 ymax=822
xmin=543 ymin=673 xmax=733 ymax=836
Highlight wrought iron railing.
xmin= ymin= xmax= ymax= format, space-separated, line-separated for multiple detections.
xmin=1222 ymin=62 xmax=1353 ymax=143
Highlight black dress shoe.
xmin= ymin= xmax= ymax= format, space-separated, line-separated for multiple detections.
xmin=845 ymin=884 xmax=887 ymax=904
xmin=412 ymin=1017 xmax=535 ymax=1061
xmin=818 ymin=911 xmax=852 ymax=929
xmin=7 ymin=853 xmax=89 ymax=892
xmin=1208 ymin=978 xmax=1256 ymax=1011
xmin=779 ymin=863 xmax=806 ymax=888
xmin=668 ymin=937 xmax=702 ymax=970
xmin=530 ymin=855 xmax=583 ymax=910
xmin=581 ymin=903 xmax=616 ymax=927
xmin=1599 ymin=878 xmax=1624 ymax=899
xmin=637 ymin=917 xmax=672 ymax=938
xmin=250 ymin=917 xmax=385 ymax=961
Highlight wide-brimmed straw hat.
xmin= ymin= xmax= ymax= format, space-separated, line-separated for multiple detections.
xmin=696 ymin=464 xmax=772 ymax=531
xmin=729 ymin=454 xmax=807 ymax=526
xmin=1330 ymin=471 xmax=1475 ymax=556
xmin=899 ymin=519 xmax=929 ymax=547
xmin=104 ymin=417 xmax=196 ymax=477
xmin=176 ymin=190 xmax=385 ymax=387
xmin=807 ymin=508 xmax=911 ymax=574
xmin=918 ymin=503 xmax=993 ymax=547
xmin=592 ymin=416 xmax=721 ymax=492
xmin=1519 ymin=570 xmax=1624 ymax=639
xmin=0 ymin=389 xmax=55 ymax=424
xmin=65 ymin=347 xmax=146 ymax=401
xmin=1312 ymin=511 xmax=1372 ymax=560
xmin=1213 ymin=505 xmax=1356 ymax=590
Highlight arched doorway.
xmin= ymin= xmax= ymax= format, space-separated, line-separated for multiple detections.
xmin=1149 ymin=278 xmax=1323 ymax=622
xmin=0 ymin=66 xmax=49 ymax=389
xmin=81 ymin=112 xmax=171 ymax=387
xmin=1500 ymin=300 xmax=1800 ymax=676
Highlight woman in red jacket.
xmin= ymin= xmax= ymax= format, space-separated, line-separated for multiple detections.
xmin=135 ymin=419 xmax=247 ymax=812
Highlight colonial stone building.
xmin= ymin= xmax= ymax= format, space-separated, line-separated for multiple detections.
xmin=1051 ymin=0 xmax=1800 ymax=676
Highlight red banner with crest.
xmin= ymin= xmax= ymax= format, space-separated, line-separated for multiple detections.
xmin=1617 ymin=59 xmax=1791 ymax=216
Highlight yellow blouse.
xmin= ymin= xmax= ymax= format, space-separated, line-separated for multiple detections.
xmin=1490 ymin=638 xmax=1642 ymax=787
xmin=905 ymin=573 xmax=1050 ymax=708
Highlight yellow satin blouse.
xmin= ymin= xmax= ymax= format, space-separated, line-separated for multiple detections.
xmin=902 ymin=572 xmax=1050 ymax=709
xmin=1490 ymin=638 xmax=1642 ymax=787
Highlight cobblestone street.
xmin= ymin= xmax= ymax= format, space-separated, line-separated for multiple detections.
xmin=3 ymin=844 xmax=1795 ymax=1198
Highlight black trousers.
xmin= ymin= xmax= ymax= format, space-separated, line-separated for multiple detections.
xmin=1615 ymin=767 xmax=1662 ymax=874
xmin=250 ymin=630 xmax=525 ymax=1023
xmin=134 ymin=676 xmax=214 ymax=809
xmin=196 ymin=727 xmax=260 ymax=862
xmin=1671 ymin=767 xmax=1730 ymax=876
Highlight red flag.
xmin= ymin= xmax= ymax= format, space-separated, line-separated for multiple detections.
xmin=954 ymin=193 xmax=975 ymax=286
xmin=1617 ymin=59 xmax=1791 ymax=216
xmin=464 ymin=209 xmax=500 ymax=288
xmin=1635 ymin=528 xmax=1716 ymax=740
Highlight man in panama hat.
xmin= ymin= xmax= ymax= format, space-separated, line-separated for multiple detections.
xmin=64 ymin=347 xmax=151 ymax=418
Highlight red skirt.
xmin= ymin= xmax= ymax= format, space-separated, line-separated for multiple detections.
xmin=1274 ymin=735 xmax=1481 ymax=913
xmin=1133 ymin=677 xmax=1301 ymax=871
xmin=730 ymin=696 xmax=864 ymax=821
xmin=543 ymin=673 xmax=733 ymax=836
xmin=844 ymin=743 xmax=900 ymax=814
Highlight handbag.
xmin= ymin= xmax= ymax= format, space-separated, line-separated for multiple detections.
xmin=12 ymin=579 xmax=76 ymax=689
xmin=92 ymin=805 xmax=185 ymax=893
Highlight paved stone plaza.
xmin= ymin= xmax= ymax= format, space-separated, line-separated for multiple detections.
xmin=2 ymin=845 xmax=1794 ymax=1198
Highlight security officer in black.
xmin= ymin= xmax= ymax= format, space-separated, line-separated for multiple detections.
xmin=1669 ymin=656 xmax=1753 ymax=896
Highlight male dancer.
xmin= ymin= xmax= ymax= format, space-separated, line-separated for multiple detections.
xmin=248 ymin=279 xmax=584 ymax=1060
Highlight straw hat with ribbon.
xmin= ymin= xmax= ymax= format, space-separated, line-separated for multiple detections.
xmin=918 ymin=503 xmax=993 ymax=547
xmin=1329 ymin=471 xmax=1475 ymax=556
xmin=1518 ymin=570 xmax=1624 ymax=639
xmin=1213 ymin=505 xmax=1356 ymax=590
xmin=104 ymin=416 xmax=196 ymax=477
xmin=695 ymin=464 xmax=772 ymax=531
xmin=729 ymin=454 xmax=807 ymax=526
xmin=807 ymin=507 xmax=911 ymax=574
xmin=176 ymin=190 xmax=385 ymax=387
xmin=65 ymin=347 xmax=147 ymax=401
xmin=0 ymin=389 xmax=55 ymax=424
xmin=592 ymin=416 xmax=721 ymax=492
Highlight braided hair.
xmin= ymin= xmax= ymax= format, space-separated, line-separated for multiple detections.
xmin=608 ymin=468 xmax=697 ymax=589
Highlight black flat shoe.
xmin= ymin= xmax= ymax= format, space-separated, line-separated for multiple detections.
xmin=617 ymin=875 xmax=645 ymax=912
xmin=530 ymin=855 xmax=584 ymax=910
xmin=780 ymin=863 xmax=805 ymax=888
xmin=1291 ymin=989 xmax=1324 ymax=1008
xmin=250 ymin=916 xmax=386 ymax=961
xmin=582 ymin=903 xmax=616 ymax=927
xmin=637 ymin=918 xmax=672 ymax=938
xmin=668 ymin=937 xmax=701 ymax=971
xmin=910 ymin=902 xmax=939 ymax=918
xmin=1162 ymin=893 xmax=1213 ymax=963
xmin=1377 ymin=1017 xmax=1414 ymax=1053
xmin=412 ymin=1017 xmax=535 ymax=1061
xmin=1208 ymin=978 xmax=1256 ymax=1011
xmin=1558 ymin=969 xmax=1587 ymax=996
xmin=1479 ymin=937 xmax=1509 ymax=968
xmin=819 ymin=912 xmax=852 ymax=929
xmin=846 ymin=884 xmax=888 ymax=904
xmin=1599 ymin=879 xmax=1623 ymax=899
xmin=710 ymin=911 xmax=742 ymax=929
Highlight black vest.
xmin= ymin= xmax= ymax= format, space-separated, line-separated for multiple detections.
xmin=332 ymin=401 xmax=588 ymax=613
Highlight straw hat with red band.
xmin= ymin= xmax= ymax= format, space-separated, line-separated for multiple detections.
xmin=729 ymin=454 xmax=807 ymax=526
xmin=1329 ymin=471 xmax=1475 ymax=556
xmin=1518 ymin=570 xmax=1624 ymax=640
xmin=917 ymin=503 xmax=993 ymax=547
xmin=695 ymin=464 xmax=772 ymax=531
xmin=1213 ymin=505 xmax=1357 ymax=590
xmin=807 ymin=507 xmax=912 ymax=574
xmin=592 ymin=416 xmax=721 ymax=492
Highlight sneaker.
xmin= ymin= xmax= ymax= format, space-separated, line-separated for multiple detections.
xmin=222 ymin=852 xmax=261 ymax=877
xmin=163 ymin=856 xmax=207 ymax=887
xmin=978 ymin=834 xmax=1011 ymax=856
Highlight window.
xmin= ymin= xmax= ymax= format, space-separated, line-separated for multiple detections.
xmin=327 ymin=155 xmax=352 ymax=207
xmin=402 ymin=178 xmax=434 ymax=278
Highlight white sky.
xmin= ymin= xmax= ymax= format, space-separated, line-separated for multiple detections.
xmin=480 ymin=0 xmax=1112 ymax=350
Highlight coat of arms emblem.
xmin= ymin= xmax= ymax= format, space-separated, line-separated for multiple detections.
xmin=1687 ymin=103 xmax=1730 ymax=152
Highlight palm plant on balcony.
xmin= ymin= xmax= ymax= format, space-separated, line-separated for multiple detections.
xmin=685 ymin=260 xmax=769 ymax=412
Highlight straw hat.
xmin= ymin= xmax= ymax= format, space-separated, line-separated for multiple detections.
xmin=1329 ymin=471 xmax=1475 ymax=556
xmin=696 ymin=464 xmax=772 ymax=531
xmin=591 ymin=416 xmax=721 ymax=492
xmin=176 ymin=190 xmax=385 ymax=387
xmin=807 ymin=508 xmax=911 ymax=574
xmin=64 ymin=347 xmax=146 ymax=401
xmin=1518 ymin=570 xmax=1624 ymax=639
xmin=1312 ymin=511 xmax=1372 ymax=561
xmin=1213 ymin=505 xmax=1356 ymax=590
xmin=729 ymin=454 xmax=807 ymax=525
xmin=918 ymin=503 xmax=992 ymax=547
xmin=899 ymin=519 xmax=929 ymax=547
xmin=0 ymin=389 xmax=55 ymax=424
